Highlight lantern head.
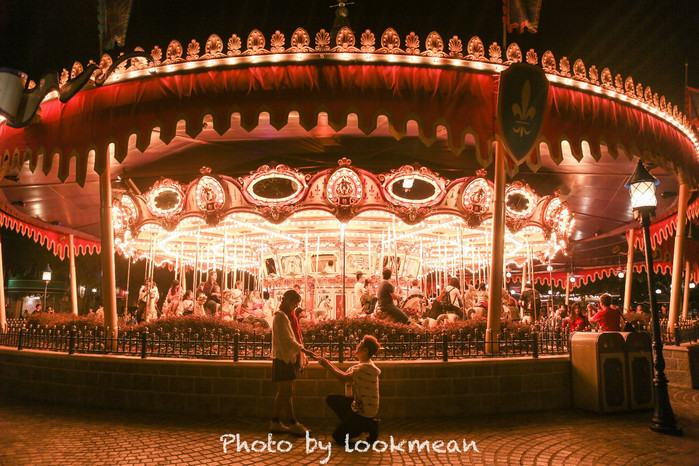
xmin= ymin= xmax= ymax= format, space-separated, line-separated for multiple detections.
xmin=625 ymin=160 xmax=659 ymax=212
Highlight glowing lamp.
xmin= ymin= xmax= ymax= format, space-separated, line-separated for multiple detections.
xmin=689 ymin=282 xmax=696 ymax=289
xmin=42 ymin=264 xmax=53 ymax=282
xmin=546 ymin=265 xmax=553 ymax=272
xmin=655 ymin=288 xmax=662 ymax=295
xmin=569 ymin=276 xmax=576 ymax=283
xmin=402 ymin=177 xmax=415 ymax=190
xmin=625 ymin=160 xmax=659 ymax=211
xmin=618 ymin=271 xmax=625 ymax=278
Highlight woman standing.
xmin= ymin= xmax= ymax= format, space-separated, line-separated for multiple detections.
xmin=270 ymin=289 xmax=313 ymax=436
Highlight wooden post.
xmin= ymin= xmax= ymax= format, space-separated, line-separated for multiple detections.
xmin=486 ymin=142 xmax=506 ymax=353
xmin=623 ymin=228 xmax=635 ymax=314
xmin=682 ymin=261 xmax=691 ymax=320
xmin=0 ymin=232 xmax=6 ymax=330
xmin=99 ymin=156 xmax=118 ymax=342
xmin=668 ymin=177 xmax=689 ymax=329
xmin=68 ymin=234 xmax=79 ymax=316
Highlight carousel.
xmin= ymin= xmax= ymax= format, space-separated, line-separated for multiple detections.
xmin=113 ymin=160 xmax=574 ymax=316
xmin=0 ymin=23 xmax=696 ymax=338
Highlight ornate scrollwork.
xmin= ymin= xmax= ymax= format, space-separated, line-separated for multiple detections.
xmin=99 ymin=54 xmax=113 ymax=72
xmin=59 ymin=69 xmax=69 ymax=86
xmin=573 ymin=59 xmax=586 ymax=81
xmin=526 ymin=49 xmax=538 ymax=65
xmin=614 ymin=74 xmax=624 ymax=93
xmin=588 ymin=65 xmax=599 ymax=85
xmin=559 ymin=57 xmax=570 ymax=77
xmin=245 ymin=29 xmax=268 ymax=55
xmin=624 ymin=77 xmax=635 ymax=97
xmin=315 ymin=29 xmax=331 ymax=51
xmin=505 ymin=43 xmax=522 ymax=63
xmin=462 ymin=177 xmax=492 ymax=216
xmin=360 ymin=30 xmax=375 ymax=53
xmin=186 ymin=39 xmax=200 ymax=60
xmin=378 ymin=28 xmax=402 ymax=53
xmin=270 ymin=31 xmax=285 ymax=53
xmin=70 ymin=62 xmax=83 ymax=79
xmin=423 ymin=32 xmax=445 ymax=57
xmin=164 ymin=40 xmax=184 ymax=64
xmin=541 ymin=51 xmax=555 ymax=73
xmin=151 ymin=46 xmax=163 ymax=65
xmin=227 ymin=34 xmax=242 ymax=56
xmin=332 ymin=27 xmax=359 ymax=52
xmin=601 ymin=68 xmax=613 ymax=89
xmin=466 ymin=36 xmax=485 ymax=61
xmin=636 ymin=83 xmax=644 ymax=101
xmin=404 ymin=32 xmax=420 ymax=55
xmin=146 ymin=178 xmax=186 ymax=218
xmin=449 ymin=36 xmax=463 ymax=58
xmin=488 ymin=42 xmax=501 ymax=63
xmin=129 ymin=47 xmax=149 ymax=70
xmin=289 ymin=28 xmax=312 ymax=52
xmin=644 ymin=86 xmax=653 ymax=104
xmin=203 ymin=34 xmax=225 ymax=58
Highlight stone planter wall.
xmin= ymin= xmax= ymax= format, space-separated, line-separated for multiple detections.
xmin=0 ymin=349 xmax=570 ymax=418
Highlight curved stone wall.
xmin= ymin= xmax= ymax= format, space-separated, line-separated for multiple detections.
xmin=0 ymin=349 xmax=570 ymax=418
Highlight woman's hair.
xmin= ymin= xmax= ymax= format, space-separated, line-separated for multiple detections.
xmin=183 ymin=290 xmax=193 ymax=300
xmin=478 ymin=282 xmax=486 ymax=291
xmin=448 ymin=277 xmax=460 ymax=289
xmin=170 ymin=279 xmax=180 ymax=292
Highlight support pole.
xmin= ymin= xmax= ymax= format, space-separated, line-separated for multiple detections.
xmin=668 ymin=177 xmax=689 ymax=329
xmin=682 ymin=261 xmax=690 ymax=320
xmin=0 ymin=232 xmax=5 ymax=330
xmin=486 ymin=141 xmax=506 ymax=353
xmin=99 ymin=157 xmax=118 ymax=342
xmin=623 ymin=228 xmax=635 ymax=314
xmin=640 ymin=210 xmax=681 ymax=435
xmin=68 ymin=234 xmax=79 ymax=316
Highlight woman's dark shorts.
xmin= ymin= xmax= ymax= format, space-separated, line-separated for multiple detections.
xmin=272 ymin=358 xmax=298 ymax=382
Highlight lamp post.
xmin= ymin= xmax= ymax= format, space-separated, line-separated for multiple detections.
xmin=41 ymin=264 xmax=52 ymax=311
xmin=625 ymin=160 xmax=682 ymax=436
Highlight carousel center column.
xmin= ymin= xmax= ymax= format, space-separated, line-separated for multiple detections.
xmin=100 ymin=156 xmax=118 ymax=343
xmin=486 ymin=141 xmax=506 ymax=353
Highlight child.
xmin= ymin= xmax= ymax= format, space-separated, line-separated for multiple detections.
xmin=314 ymin=335 xmax=381 ymax=446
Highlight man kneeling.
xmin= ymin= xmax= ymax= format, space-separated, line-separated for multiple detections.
xmin=315 ymin=335 xmax=381 ymax=447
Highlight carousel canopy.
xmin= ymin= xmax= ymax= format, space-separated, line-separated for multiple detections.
xmin=0 ymin=27 xmax=696 ymax=271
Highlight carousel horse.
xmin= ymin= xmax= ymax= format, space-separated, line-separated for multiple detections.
xmin=220 ymin=289 xmax=236 ymax=321
xmin=193 ymin=293 xmax=208 ymax=316
xmin=400 ymin=294 xmax=428 ymax=321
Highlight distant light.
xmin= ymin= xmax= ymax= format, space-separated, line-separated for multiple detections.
xmin=91 ymin=288 xmax=97 ymax=293
xmin=548 ymin=290 xmax=553 ymax=295
xmin=510 ymin=289 xmax=516 ymax=295
xmin=506 ymin=271 xmax=512 ymax=278
xmin=569 ymin=276 xmax=576 ymax=283
xmin=546 ymin=265 xmax=553 ymax=272
xmin=617 ymin=271 xmax=625 ymax=278
xmin=690 ymin=282 xmax=696 ymax=289
xmin=402 ymin=177 xmax=414 ymax=190
xmin=655 ymin=288 xmax=662 ymax=294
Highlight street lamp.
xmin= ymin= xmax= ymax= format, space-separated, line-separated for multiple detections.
xmin=625 ymin=160 xmax=682 ymax=436
xmin=41 ymin=264 xmax=52 ymax=311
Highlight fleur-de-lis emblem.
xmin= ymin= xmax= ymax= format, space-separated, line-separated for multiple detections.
xmin=511 ymin=80 xmax=536 ymax=137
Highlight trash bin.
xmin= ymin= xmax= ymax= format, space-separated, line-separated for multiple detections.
xmin=571 ymin=332 xmax=627 ymax=412
xmin=621 ymin=331 xmax=654 ymax=410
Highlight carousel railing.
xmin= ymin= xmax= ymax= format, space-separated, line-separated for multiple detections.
xmin=0 ymin=324 xmax=571 ymax=360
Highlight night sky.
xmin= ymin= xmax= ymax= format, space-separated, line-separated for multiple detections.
xmin=0 ymin=0 xmax=697 ymax=106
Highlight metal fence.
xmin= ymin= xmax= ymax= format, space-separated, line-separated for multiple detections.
xmin=660 ymin=318 xmax=699 ymax=346
xmin=0 ymin=323 xmax=571 ymax=361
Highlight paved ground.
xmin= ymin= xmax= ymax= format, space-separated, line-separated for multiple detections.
xmin=0 ymin=387 xmax=697 ymax=465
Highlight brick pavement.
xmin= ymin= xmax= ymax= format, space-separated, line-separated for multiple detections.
xmin=0 ymin=387 xmax=697 ymax=465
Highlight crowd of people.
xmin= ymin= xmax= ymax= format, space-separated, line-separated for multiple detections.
xmin=124 ymin=267 xmax=667 ymax=336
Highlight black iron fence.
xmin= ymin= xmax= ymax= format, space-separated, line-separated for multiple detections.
xmin=660 ymin=318 xmax=699 ymax=346
xmin=0 ymin=322 xmax=571 ymax=361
